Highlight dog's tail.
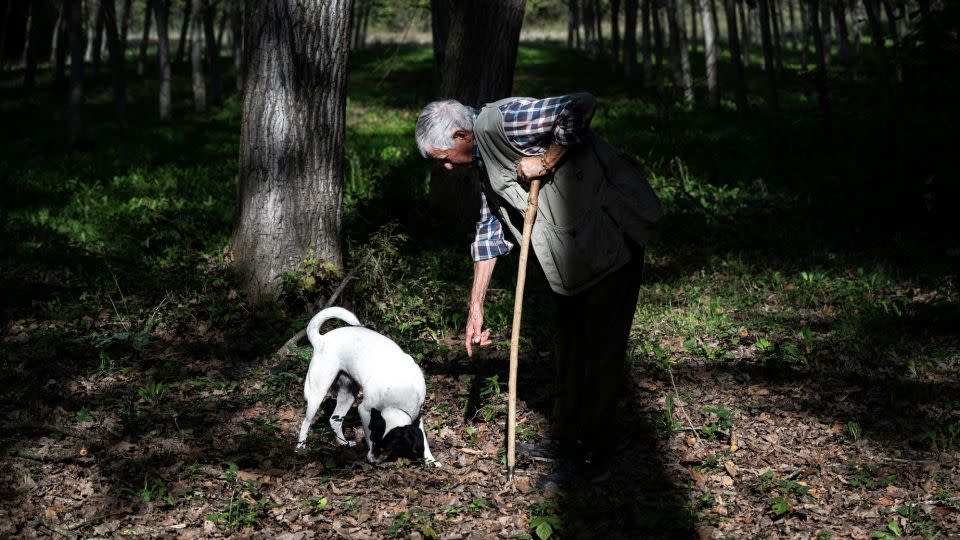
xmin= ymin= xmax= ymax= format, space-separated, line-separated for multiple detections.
xmin=306 ymin=307 xmax=362 ymax=349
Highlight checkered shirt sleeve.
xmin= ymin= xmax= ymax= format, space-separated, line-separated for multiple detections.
xmin=499 ymin=93 xmax=597 ymax=155
xmin=470 ymin=192 xmax=514 ymax=261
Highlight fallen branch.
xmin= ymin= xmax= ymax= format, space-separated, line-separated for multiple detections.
xmin=668 ymin=368 xmax=703 ymax=446
xmin=275 ymin=249 xmax=376 ymax=357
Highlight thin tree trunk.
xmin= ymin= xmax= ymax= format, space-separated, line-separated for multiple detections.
xmin=881 ymin=0 xmax=902 ymax=81
xmin=652 ymin=0 xmax=665 ymax=89
xmin=862 ymin=0 xmax=887 ymax=77
xmin=832 ymin=0 xmax=852 ymax=80
xmin=611 ymin=0 xmax=621 ymax=65
xmin=54 ymin=2 xmax=68 ymax=87
xmin=641 ymin=0 xmax=652 ymax=83
xmin=23 ymin=0 xmax=38 ymax=91
xmin=0 ymin=0 xmax=12 ymax=72
xmin=101 ymin=0 xmax=127 ymax=127
xmin=699 ymin=0 xmax=719 ymax=107
xmin=120 ymin=0 xmax=132 ymax=47
xmin=154 ymin=0 xmax=172 ymax=119
xmin=138 ymin=0 xmax=154 ymax=75
xmin=216 ymin=5 xmax=227 ymax=50
xmin=202 ymin=0 xmax=221 ymax=104
xmin=594 ymin=0 xmax=603 ymax=51
xmin=232 ymin=0 xmax=352 ymax=302
xmin=91 ymin=0 xmax=106 ymax=78
xmin=666 ymin=0 xmax=693 ymax=102
xmin=772 ymin=0 xmax=785 ymax=69
xmin=851 ymin=0 xmax=863 ymax=54
xmin=68 ymin=0 xmax=84 ymax=146
xmin=230 ymin=0 xmax=240 ymax=91
xmin=568 ymin=0 xmax=581 ymax=48
xmin=190 ymin=0 xmax=205 ymax=111
xmin=722 ymin=0 xmax=748 ymax=117
xmin=820 ymin=0 xmax=831 ymax=67
xmin=787 ymin=0 xmax=798 ymax=51
xmin=810 ymin=0 xmax=832 ymax=145
xmin=689 ymin=0 xmax=697 ymax=47
xmin=757 ymin=0 xmax=778 ymax=117
xmin=85 ymin=0 xmax=100 ymax=61
xmin=739 ymin=0 xmax=751 ymax=66
xmin=582 ymin=0 xmax=594 ymax=51
xmin=799 ymin=0 xmax=809 ymax=69
xmin=177 ymin=0 xmax=192 ymax=64
xmin=624 ymin=0 xmax=638 ymax=77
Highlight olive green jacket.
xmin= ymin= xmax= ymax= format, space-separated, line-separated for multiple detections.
xmin=474 ymin=97 xmax=662 ymax=295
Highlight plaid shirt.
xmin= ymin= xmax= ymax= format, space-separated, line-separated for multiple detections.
xmin=470 ymin=94 xmax=596 ymax=262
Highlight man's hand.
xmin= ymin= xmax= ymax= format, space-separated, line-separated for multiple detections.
xmin=516 ymin=155 xmax=549 ymax=182
xmin=465 ymin=304 xmax=492 ymax=357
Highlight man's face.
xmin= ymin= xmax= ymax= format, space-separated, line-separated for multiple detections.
xmin=428 ymin=130 xmax=474 ymax=170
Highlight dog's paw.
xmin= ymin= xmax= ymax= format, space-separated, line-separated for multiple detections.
xmin=294 ymin=443 xmax=308 ymax=454
xmin=366 ymin=452 xmax=381 ymax=464
xmin=427 ymin=459 xmax=442 ymax=468
xmin=335 ymin=438 xmax=357 ymax=447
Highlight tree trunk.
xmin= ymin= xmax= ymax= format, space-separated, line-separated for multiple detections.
xmin=23 ymin=0 xmax=38 ymax=91
xmin=90 ymin=0 xmax=105 ymax=77
xmin=611 ymin=0 xmax=621 ymax=66
xmin=232 ymin=0 xmax=352 ymax=302
xmin=832 ymin=0 xmax=852 ymax=80
xmin=582 ymin=0 xmax=594 ymax=51
xmin=820 ymin=0 xmax=831 ymax=68
xmin=739 ymin=0 xmax=750 ymax=66
xmin=101 ymin=0 xmax=127 ymax=127
xmin=0 ymin=0 xmax=11 ymax=72
xmin=230 ymin=0 xmax=240 ymax=91
xmin=202 ymin=0 xmax=222 ymax=104
xmin=190 ymin=0 xmax=205 ymax=111
xmin=138 ymin=0 xmax=153 ymax=75
xmin=757 ymin=0 xmax=778 ymax=117
xmin=624 ymin=0 xmax=638 ymax=77
xmin=216 ymin=5 xmax=227 ymax=50
xmin=433 ymin=0 xmax=525 ymax=232
xmin=594 ymin=0 xmax=603 ymax=51
xmin=851 ymin=0 xmax=863 ymax=54
xmin=809 ymin=0 xmax=831 ymax=145
xmin=722 ymin=0 xmax=748 ymax=117
xmin=689 ymin=0 xmax=697 ymax=47
xmin=787 ymin=0 xmax=797 ymax=51
xmin=68 ymin=0 xmax=84 ymax=146
xmin=652 ymin=0 xmax=664 ymax=88
xmin=177 ymin=0 xmax=192 ymax=64
xmin=431 ymin=0 xmax=448 ymax=95
xmin=699 ymin=0 xmax=719 ymax=107
xmin=862 ymin=0 xmax=887 ymax=77
xmin=881 ymin=0 xmax=902 ymax=81
xmin=641 ymin=0 xmax=652 ymax=83
xmin=666 ymin=0 xmax=693 ymax=102
xmin=154 ymin=0 xmax=172 ymax=119
xmin=120 ymin=0 xmax=132 ymax=47
xmin=771 ymin=0 xmax=784 ymax=70
xmin=54 ymin=2 xmax=68 ymax=87
xmin=799 ymin=0 xmax=809 ymax=69
xmin=567 ymin=0 xmax=580 ymax=49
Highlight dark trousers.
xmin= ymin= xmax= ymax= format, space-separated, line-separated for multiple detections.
xmin=552 ymin=242 xmax=644 ymax=461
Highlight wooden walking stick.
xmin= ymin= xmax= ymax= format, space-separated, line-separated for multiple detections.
xmin=507 ymin=177 xmax=542 ymax=481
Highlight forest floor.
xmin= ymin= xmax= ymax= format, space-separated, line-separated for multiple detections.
xmin=2 ymin=42 xmax=959 ymax=539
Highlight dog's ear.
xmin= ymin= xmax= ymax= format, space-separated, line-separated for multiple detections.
xmin=405 ymin=425 xmax=425 ymax=459
xmin=369 ymin=408 xmax=386 ymax=454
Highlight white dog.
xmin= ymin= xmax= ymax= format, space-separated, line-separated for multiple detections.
xmin=296 ymin=307 xmax=440 ymax=467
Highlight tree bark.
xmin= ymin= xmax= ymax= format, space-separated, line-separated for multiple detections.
xmin=820 ymin=0 xmax=831 ymax=68
xmin=216 ymin=5 xmax=227 ymax=50
xmin=652 ymin=0 xmax=664 ymax=88
xmin=666 ymin=0 xmax=693 ymax=102
xmin=771 ymin=0 xmax=784 ymax=70
xmin=594 ymin=0 xmax=603 ymax=51
xmin=202 ymin=0 xmax=222 ymax=104
xmin=138 ymin=0 xmax=153 ymax=75
xmin=699 ymin=0 xmax=719 ymax=107
xmin=177 ymin=0 xmax=192 ymax=64
xmin=799 ymin=0 xmax=809 ymax=69
xmin=739 ymin=0 xmax=751 ymax=66
xmin=641 ymin=0 xmax=652 ymax=83
xmin=23 ymin=0 xmax=38 ymax=91
xmin=90 ymin=0 xmax=106 ymax=77
xmin=582 ymin=0 xmax=595 ymax=51
xmin=190 ymin=0 xmax=205 ymax=111
xmin=689 ymin=0 xmax=697 ymax=46
xmin=624 ymin=0 xmax=638 ymax=77
xmin=722 ymin=0 xmax=748 ymax=117
xmin=809 ymin=0 xmax=831 ymax=145
xmin=832 ymin=0 xmax=852 ymax=80
xmin=567 ymin=0 xmax=580 ymax=48
xmin=101 ymin=0 xmax=127 ymax=127
xmin=0 ymin=0 xmax=12 ymax=72
xmin=67 ymin=0 xmax=84 ymax=146
xmin=757 ymin=0 xmax=779 ymax=117
xmin=430 ymin=0 xmax=449 ymax=95
xmin=611 ymin=0 xmax=621 ymax=66
xmin=862 ymin=0 xmax=887 ymax=78
xmin=787 ymin=0 xmax=797 ymax=51
xmin=120 ymin=0 xmax=132 ymax=47
xmin=153 ymin=0 xmax=172 ymax=119
xmin=54 ymin=2 xmax=68 ymax=87
xmin=231 ymin=0 xmax=352 ymax=302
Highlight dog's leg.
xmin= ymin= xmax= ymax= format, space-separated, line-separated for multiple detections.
xmin=357 ymin=404 xmax=380 ymax=464
xmin=329 ymin=375 xmax=357 ymax=447
xmin=296 ymin=361 xmax=339 ymax=450
xmin=418 ymin=418 xmax=441 ymax=467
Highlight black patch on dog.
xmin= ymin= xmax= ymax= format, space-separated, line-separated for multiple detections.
xmin=369 ymin=408 xmax=425 ymax=462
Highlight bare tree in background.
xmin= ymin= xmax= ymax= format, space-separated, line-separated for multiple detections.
xmin=771 ymin=0 xmax=784 ymax=70
xmin=809 ymin=0 xmax=832 ymax=145
xmin=120 ymin=0 xmax=133 ymax=48
xmin=653 ymin=0 xmax=665 ymax=89
xmin=230 ymin=0 xmax=240 ymax=91
xmin=611 ymin=0 xmax=621 ymax=65
xmin=23 ymin=0 xmax=38 ymax=91
xmin=642 ymin=0 xmax=652 ymax=83
xmin=624 ymin=0 xmax=638 ymax=77
xmin=667 ymin=0 xmax=693 ymax=102
xmin=758 ymin=0 xmax=779 ymax=118
xmin=231 ymin=0 xmax=352 ymax=302
xmin=177 ymin=0 xmax=193 ymax=64
xmin=190 ymin=0 xmax=206 ymax=112
xmin=699 ymin=0 xmax=720 ymax=107
xmin=202 ymin=0 xmax=222 ymax=104
xmin=138 ymin=0 xmax=153 ymax=75
xmin=67 ymin=0 xmax=84 ymax=146
xmin=154 ymin=0 xmax=172 ymax=119
xmin=102 ymin=0 xmax=128 ymax=127
xmin=567 ymin=0 xmax=581 ymax=49
xmin=739 ymin=0 xmax=751 ymax=66
xmin=833 ymin=0 xmax=853 ymax=81
xmin=723 ymin=0 xmax=748 ymax=117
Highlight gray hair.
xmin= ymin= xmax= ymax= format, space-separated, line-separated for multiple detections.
xmin=415 ymin=100 xmax=474 ymax=158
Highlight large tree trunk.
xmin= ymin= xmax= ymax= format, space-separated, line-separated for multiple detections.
xmin=809 ymin=0 xmax=831 ymax=145
xmin=177 ymin=0 xmax=192 ymax=64
xmin=67 ymin=0 xmax=84 ymax=146
xmin=699 ymin=0 xmax=719 ymax=107
xmin=722 ymin=0 xmax=748 ymax=117
xmin=433 ymin=0 xmax=525 ymax=234
xmin=101 ymin=0 xmax=127 ymax=127
xmin=758 ymin=0 xmax=779 ymax=117
xmin=611 ymin=0 xmax=621 ymax=66
xmin=138 ymin=0 xmax=153 ymax=75
xmin=202 ymin=0 xmax=222 ymax=104
xmin=624 ymin=0 xmax=638 ymax=77
xmin=430 ymin=0 xmax=449 ymax=94
xmin=154 ymin=0 xmax=172 ymax=119
xmin=232 ymin=0 xmax=351 ymax=302
xmin=190 ymin=0 xmax=205 ymax=111
xmin=667 ymin=0 xmax=693 ymax=101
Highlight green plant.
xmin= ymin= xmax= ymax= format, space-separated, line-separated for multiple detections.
xmin=301 ymin=497 xmax=328 ymax=511
xmin=528 ymin=500 xmax=563 ymax=540
xmin=658 ymin=394 xmax=682 ymax=435
xmin=869 ymin=520 xmax=902 ymax=539
xmin=479 ymin=375 xmax=504 ymax=422
xmin=701 ymin=405 xmax=734 ymax=439
xmin=468 ymin=498 xmax=490 ymax=511
xmin=847 ymin=421 xmax=861 ymax=442
xmin=206 ymin=463 xmax=275 ymax=531
xmin=138 ymin=381 xmax=167 ymax=408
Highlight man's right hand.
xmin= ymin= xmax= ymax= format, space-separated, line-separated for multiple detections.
xmin=465 ymin=305 xmax=491 ymax=357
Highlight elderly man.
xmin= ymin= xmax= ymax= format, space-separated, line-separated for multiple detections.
xmin=415 ymin=93 xmax=662 ymax=478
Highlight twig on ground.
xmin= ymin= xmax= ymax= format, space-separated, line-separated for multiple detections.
xmin=275 ymin=249 xmax=377 ymax=357
xmin=668 ymin=367 xmax=703 ymax=446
